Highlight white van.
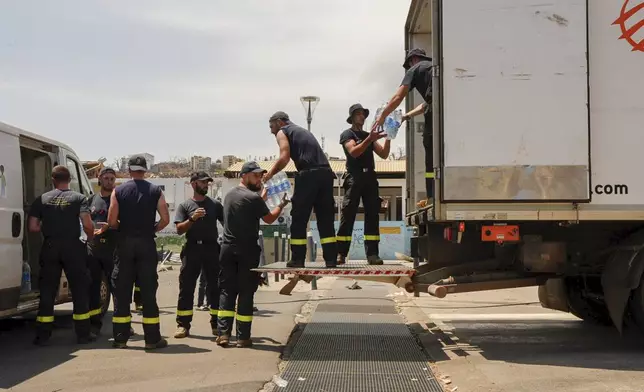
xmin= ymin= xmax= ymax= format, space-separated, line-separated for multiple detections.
xmin=0 ymin=121 xmax=109 ymax=319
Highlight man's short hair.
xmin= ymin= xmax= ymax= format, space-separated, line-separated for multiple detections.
xmin=52 ymin=165 xmax=71 ymax=183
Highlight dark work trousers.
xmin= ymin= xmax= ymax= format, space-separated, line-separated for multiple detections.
xmin=217 ymin=243 xmax=261 ymax=340
xmin=133 ymin=279 xmax=142 ymax=308
xmin=336 ymin=171 xmax=381 ymax=257
xmin=176 ymin=241 xmax=220 ymax=330
xmin=111 ymin=236 xmax=161 ymax=345
xmin=87 ymin=240 xmax=115 ymax=332
xmin=36 ymin=238 xmax=91 ymax=340
xmin=423 ymin=113 xmax=435 ymax=200
xmin=197 ymin=266 xmax=209 ymax=307
xmin=290 ymin=168 xmax=338 ymax=263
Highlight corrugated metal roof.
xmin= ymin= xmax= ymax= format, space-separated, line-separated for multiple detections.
xmin=225 ymin=159 xmax=406 ymax=174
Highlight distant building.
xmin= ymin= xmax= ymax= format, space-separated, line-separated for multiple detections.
xmin=129 ymin=153 xmax=155 ymax=168
xmin=221 ymin=155 xmax=241 ymax=170
xmin=191 ymin=155 xmax=212 ymax=172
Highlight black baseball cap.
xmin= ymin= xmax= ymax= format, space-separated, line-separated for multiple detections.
xmin=240 ymin=161 xmax=267 ymax=175
xmin=190 ymin=171 xmax=213 ymax=182
xmin=346 ymin=103 xmax=370 ymax=124
xmin=128 ymin=155 xmax=148 ymax=172
xmin=99 ymin=167 xmax=116 ymax=176
xmin=403 ymin=48 xmax=432 ymax=70
xmin=269 ymin=111 xmax=290 ymax=122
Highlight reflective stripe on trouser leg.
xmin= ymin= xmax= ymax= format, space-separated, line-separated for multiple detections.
xmin=176 ymin=246 xmax=201 ymax=329
xmin=236 ymin=289 xmax=255 ymax=340
xmin=289 ymin=238 xmax=307 ymax=262
xmin=336 ymin=173 xmax=360 ymax=256
xmin=315 ymin=170 xmax=339 ymax=263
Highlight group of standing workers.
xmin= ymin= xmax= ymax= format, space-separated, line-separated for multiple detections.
xmin=25 ymin=47 xmax=433 ymax=349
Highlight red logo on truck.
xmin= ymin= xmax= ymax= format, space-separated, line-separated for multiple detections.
xmin=614 ymin=0 xmax=644 ymax=52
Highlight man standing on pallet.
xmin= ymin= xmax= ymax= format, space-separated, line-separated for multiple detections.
xmin=217 ymin=161 xmax=288 ymax=347
xmin=372 ymin=48 xmax=434 ymax=208
xmin=108 ymin=155 xmax=170 ymax=350
xmin=263 ymin=111 xmax=338 ymax=268
xmin=337 ymin=104 xmax=390 ymax=266
xmin=173 ymin=171 xmax=224 ymax=339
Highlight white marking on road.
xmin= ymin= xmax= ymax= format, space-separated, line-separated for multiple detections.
xmin=428 ymin=313 xmax=580 ymax=321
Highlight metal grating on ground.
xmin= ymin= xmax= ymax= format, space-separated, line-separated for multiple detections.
xmin=278 ymin=281 xmax=442 ymax=392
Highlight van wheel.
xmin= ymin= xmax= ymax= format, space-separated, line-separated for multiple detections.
xmin=628 ymin=277 xmax=644 ymax=334
xmin=566 ymin=282 xmax=612 ymax=326
xmin=100 ymin=273 xmax=111 ymax=316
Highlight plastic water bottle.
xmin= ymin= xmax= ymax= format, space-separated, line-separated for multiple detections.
xmin=372 ymin=103 xmax=403 ymax=140
xmin=21 ymin=261 xmax=31 ymax=294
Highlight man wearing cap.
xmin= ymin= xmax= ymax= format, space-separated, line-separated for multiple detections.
xmin=336 ymin=104 xmax=390 ymax=265
xmin=216 ymin=161 xmax=289 ymax=347
xmin=173 ymin=171 xmax=224 ymax=339
xmin=28 ymin=166 xmax=95 ymax=345
xmin=107 ymin=155 xmax=170 ymax=350
xmin=372 ymin=48 xmax=434 ymax=207
xmin=264 ymin=111 xmax=338 ymax=268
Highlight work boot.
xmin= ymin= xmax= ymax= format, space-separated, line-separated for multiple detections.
xmin=286 ymin=260 xmax=305 ymax=268
xmin=325 ymin=261 xmax=337 ymax=268
xmin=77 ymin=332 xmax=98 ymax=345
xmin=112 ymin=341 xmax=128 ymax=349
xmin=144 ymin=338 xmax=169 ymax=350
xmin=216 ymin=334 xmax=230 ymax=347
xmin=174 ymin=327 xmax=189 ymax=338
xmin=236 ymin=339 xmax=253 ymax=348
xmin=337 ymin=254 xmax=346 ymax=265
xmin=367 ymin=255 xmax=384 ymax=266
xmin=416 ymin=197 xmax=434 ymax=209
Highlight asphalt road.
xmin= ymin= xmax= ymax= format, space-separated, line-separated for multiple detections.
xmin=0 ymin=269 xmax=309 ymax=392
xmin=396 ymin=287 xmax=644 ymax=392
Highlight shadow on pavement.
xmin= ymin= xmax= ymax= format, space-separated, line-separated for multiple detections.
xmin=422 ymin=317 xmax=644 ymax=371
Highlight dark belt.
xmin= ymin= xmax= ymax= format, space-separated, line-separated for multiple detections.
xmin=188 ymin=240 xmax=218 ymax=245
xmin=298 ymin=166 xmax=332 ymax=174
xmin=349 ymin=168 xmax=375 ymax=174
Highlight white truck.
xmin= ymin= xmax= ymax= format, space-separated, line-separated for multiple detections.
xmin=258 ymin=0 xmax=644 ymax=334
xmin=0 ymin=122 xmax=110 ymax=320
xmin=402 ymin=0 xmax=644 ymax=333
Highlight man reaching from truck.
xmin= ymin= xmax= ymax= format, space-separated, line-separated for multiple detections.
xmin=372 ymin=48 xmax=434 ymax=207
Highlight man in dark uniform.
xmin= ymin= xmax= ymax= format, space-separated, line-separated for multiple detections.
xmin=173 ymin=171 xmax=224 ymax=339
xmin=107 ymin=155 xmax=170 ymax=349
xmin=28 ymin=166 xmax=95 ymax=345
xmin=263 ymin=111 xmax=338 ymax=268
xmin=216 ymin=161 xmax=288 ymax=347
xmin=337 ymin=104 xmax=390 ymax=265
xmin=372 ymin=48 xmax=434 ymax=207
xmin=86 ymin=167 xmax=118 ymax=335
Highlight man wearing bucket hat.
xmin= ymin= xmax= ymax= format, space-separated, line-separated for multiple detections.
xmin=336 ymin=104 xmax=390 ymax=266
xmin=371 ymin=48 xmax=434 ymax=208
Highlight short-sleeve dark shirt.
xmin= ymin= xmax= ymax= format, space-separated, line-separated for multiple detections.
xmin=29 ymin=189 xmax=89 ymax=241
xmin=115 ymin=179 xmax=162 ymax=238
xmin=222 ymin=186 xmax=270 ymax=246
xmin=280 ymin=123 xmax=331 ymax=172
xmin=88 ymin=193 xmax=114 ymax=244
xmin=174 ymin=197 xmax=224 ymax=242
xmin=339 ymin=128 xmax=375 ymax=173
xmin=401 ymin=60 xmax=433 ymax=108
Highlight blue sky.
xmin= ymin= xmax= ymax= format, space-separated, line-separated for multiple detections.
xmin=0 ymin=0 xmax=410 ymax=165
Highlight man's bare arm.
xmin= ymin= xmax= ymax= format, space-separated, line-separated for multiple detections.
xmin=373 ymin=139 xmax=392 ymax=159
xmin=372 ymin=85 xmax=410 ymax=131
xmin=28 ymin=217 xmax=41 ymax=233
xmin=266 ymin=130 xmax=290 ymax=180
xmin=403 ymin=102 xmax=427 ymax=120
xmin=155 ymin=193 xmax=170 ymax=232
xmin=80 ymin=212 xmax=94 ymax=241
xmin=107 ymin=191 xmax=119 ymax=229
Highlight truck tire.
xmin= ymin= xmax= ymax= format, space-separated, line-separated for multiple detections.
xmin=628 ymin=277 xmax=644 ymax=334
xmin=99 ymin=273 xmax=111 ymax=316
xmin=566 ymin=283 xmax=612 ymax=326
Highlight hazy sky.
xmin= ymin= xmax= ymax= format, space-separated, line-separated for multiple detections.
xmin=0 ymin=0 xmax=411 ymax=165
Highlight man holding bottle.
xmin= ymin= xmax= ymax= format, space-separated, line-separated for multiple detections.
xmin=336 ymin=104 xmax=389 ymax=266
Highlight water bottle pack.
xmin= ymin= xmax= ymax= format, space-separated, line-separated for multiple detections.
xmin=264 ymin=172 xmax=293 ymax=210
xmin=373 ymin=103 xmax=403 ymax=140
